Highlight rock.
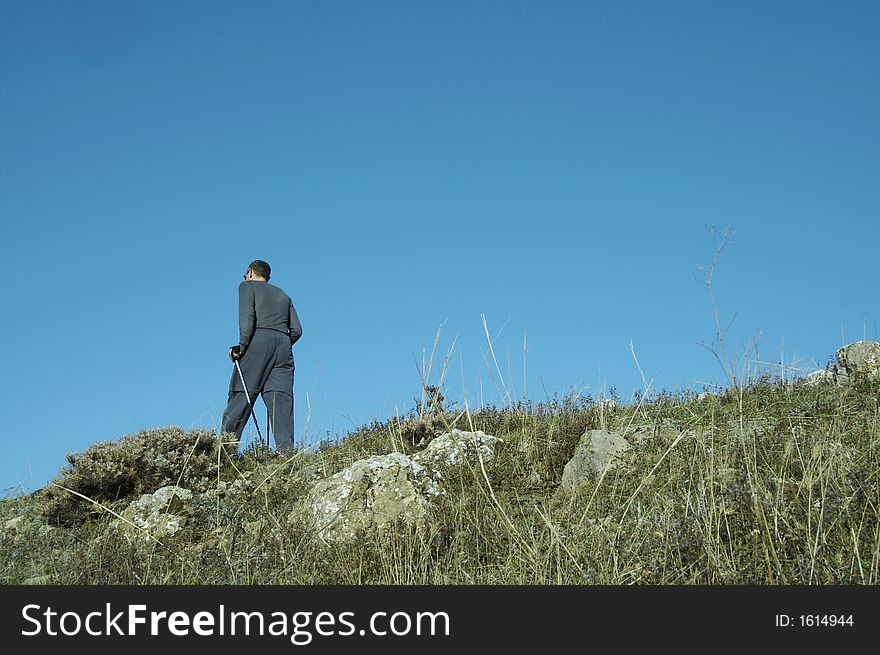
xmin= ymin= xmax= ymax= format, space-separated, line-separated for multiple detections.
xmin=836 ymin=341 xmax=880 ymax=383
xmin=110 ymin=485 xmax=193 ymax=542
xmin=727 ymin=417 xmax=771 ymax=438
xmin=562 ymin=430 xmax=630 ymax=490
xmin=624 ymin=424 xmax=653 ymax=445
xmin=298 ymin=453 xmax=442 ymax=544
xmin=4 ymin=516 xmax=25 ymax=532
xmin=202 ymin=472 xmax=254 ymax=500
xmin=804 ymin=369 xmax=835 ymax=386
xmin=625 ymin=420 xmax=681 ymax=445
xmin=413 ymin=429 xmax=502 ymax=468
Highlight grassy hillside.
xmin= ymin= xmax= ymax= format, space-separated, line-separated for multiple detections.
xmin=1 ymin=376 xmax=878 ymax=584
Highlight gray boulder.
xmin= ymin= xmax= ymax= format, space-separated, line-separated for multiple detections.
xmin=836 ymin=341 xmax=880 ymax=383
xmin=110 ymin=485 xmax=193 ymax=542
xmin=562 ymin=430 xmax=630 ymax=490
xmin=413 ymin=429 xmax=502 ymax=468
xmin=298 ymin=452 xmax=442 ymax=544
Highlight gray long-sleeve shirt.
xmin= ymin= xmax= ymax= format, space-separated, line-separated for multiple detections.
xmin=238 ymin=280 xmax=302 ymax=354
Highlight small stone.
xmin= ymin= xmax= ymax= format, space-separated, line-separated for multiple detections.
xmin=4 ymin=516 xmax=25 ymax=531
xmin=110 ymin=486 xmax=193 ymax=542
xmin=562 ymin=430 xmax=630 ymax=490
xmin=413 ymin=429 xmax=502 ymax=468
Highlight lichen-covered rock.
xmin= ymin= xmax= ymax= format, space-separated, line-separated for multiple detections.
xmin=413 ymin=429 xmax=502 ymax=468
xmin=562 ymin=430 xmax=630 ymax=490
xmin=298 ymin=453 xmax=442 ymax=544
xmin=110 ymin=485 xmax=193 ymax=543
xmin=625 ymin=420 xmax=681 ymax=445
xmin=3 ymin=516 xmax=26 ymax=532
xmin=804 ymin=369 xmax=836 ymax=386
xmin=201 ymin=471 xmax=254 ymax=501
xmin=836 ymin=341 xmax=880 ymax=383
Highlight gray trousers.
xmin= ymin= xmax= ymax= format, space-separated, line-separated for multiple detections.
xmin=221 ymin=329 xmax=295 ymax=450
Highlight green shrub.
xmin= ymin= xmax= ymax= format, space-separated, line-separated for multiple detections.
xmin=38 ymin=427 xmax=226 ymax=525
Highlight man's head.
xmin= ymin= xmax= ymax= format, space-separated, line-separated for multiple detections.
xmin=245 ymin=260 xmax=271 ymax=281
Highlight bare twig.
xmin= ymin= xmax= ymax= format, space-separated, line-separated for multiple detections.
xmin=695 ymin=225 xmax=738 ymax=389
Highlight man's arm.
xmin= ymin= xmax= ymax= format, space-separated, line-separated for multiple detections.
xmin=238 ymin=281 xmax=256 ymax=354
xmin=289 ymin=299 xmax=302 ymax=346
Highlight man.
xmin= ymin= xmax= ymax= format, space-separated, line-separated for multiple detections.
xmin=221 ymin=259 xmax=302 ymax=451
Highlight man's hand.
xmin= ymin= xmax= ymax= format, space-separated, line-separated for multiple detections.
xmin=229 ymin=345 xmax=242 ymax=361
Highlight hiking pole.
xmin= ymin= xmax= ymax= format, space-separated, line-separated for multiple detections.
xmin=234 ymin=359 xmax=265 ymax=446
xmin=266 ymin=404 xmax=272 ymax=448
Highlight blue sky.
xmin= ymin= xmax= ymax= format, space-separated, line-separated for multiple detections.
xmin=1 ymin=0 xmax=877 ymax=494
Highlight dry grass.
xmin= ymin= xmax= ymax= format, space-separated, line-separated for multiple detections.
xmin=1 ymin=372 xmax=877 ymax=585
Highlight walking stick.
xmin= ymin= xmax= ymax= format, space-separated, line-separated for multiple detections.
xmin=234 ymin=359 xmax=265 ymax=446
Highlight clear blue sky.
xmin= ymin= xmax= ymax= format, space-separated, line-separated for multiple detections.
xmin=1 ymin=0 xmax=877 ymax=495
